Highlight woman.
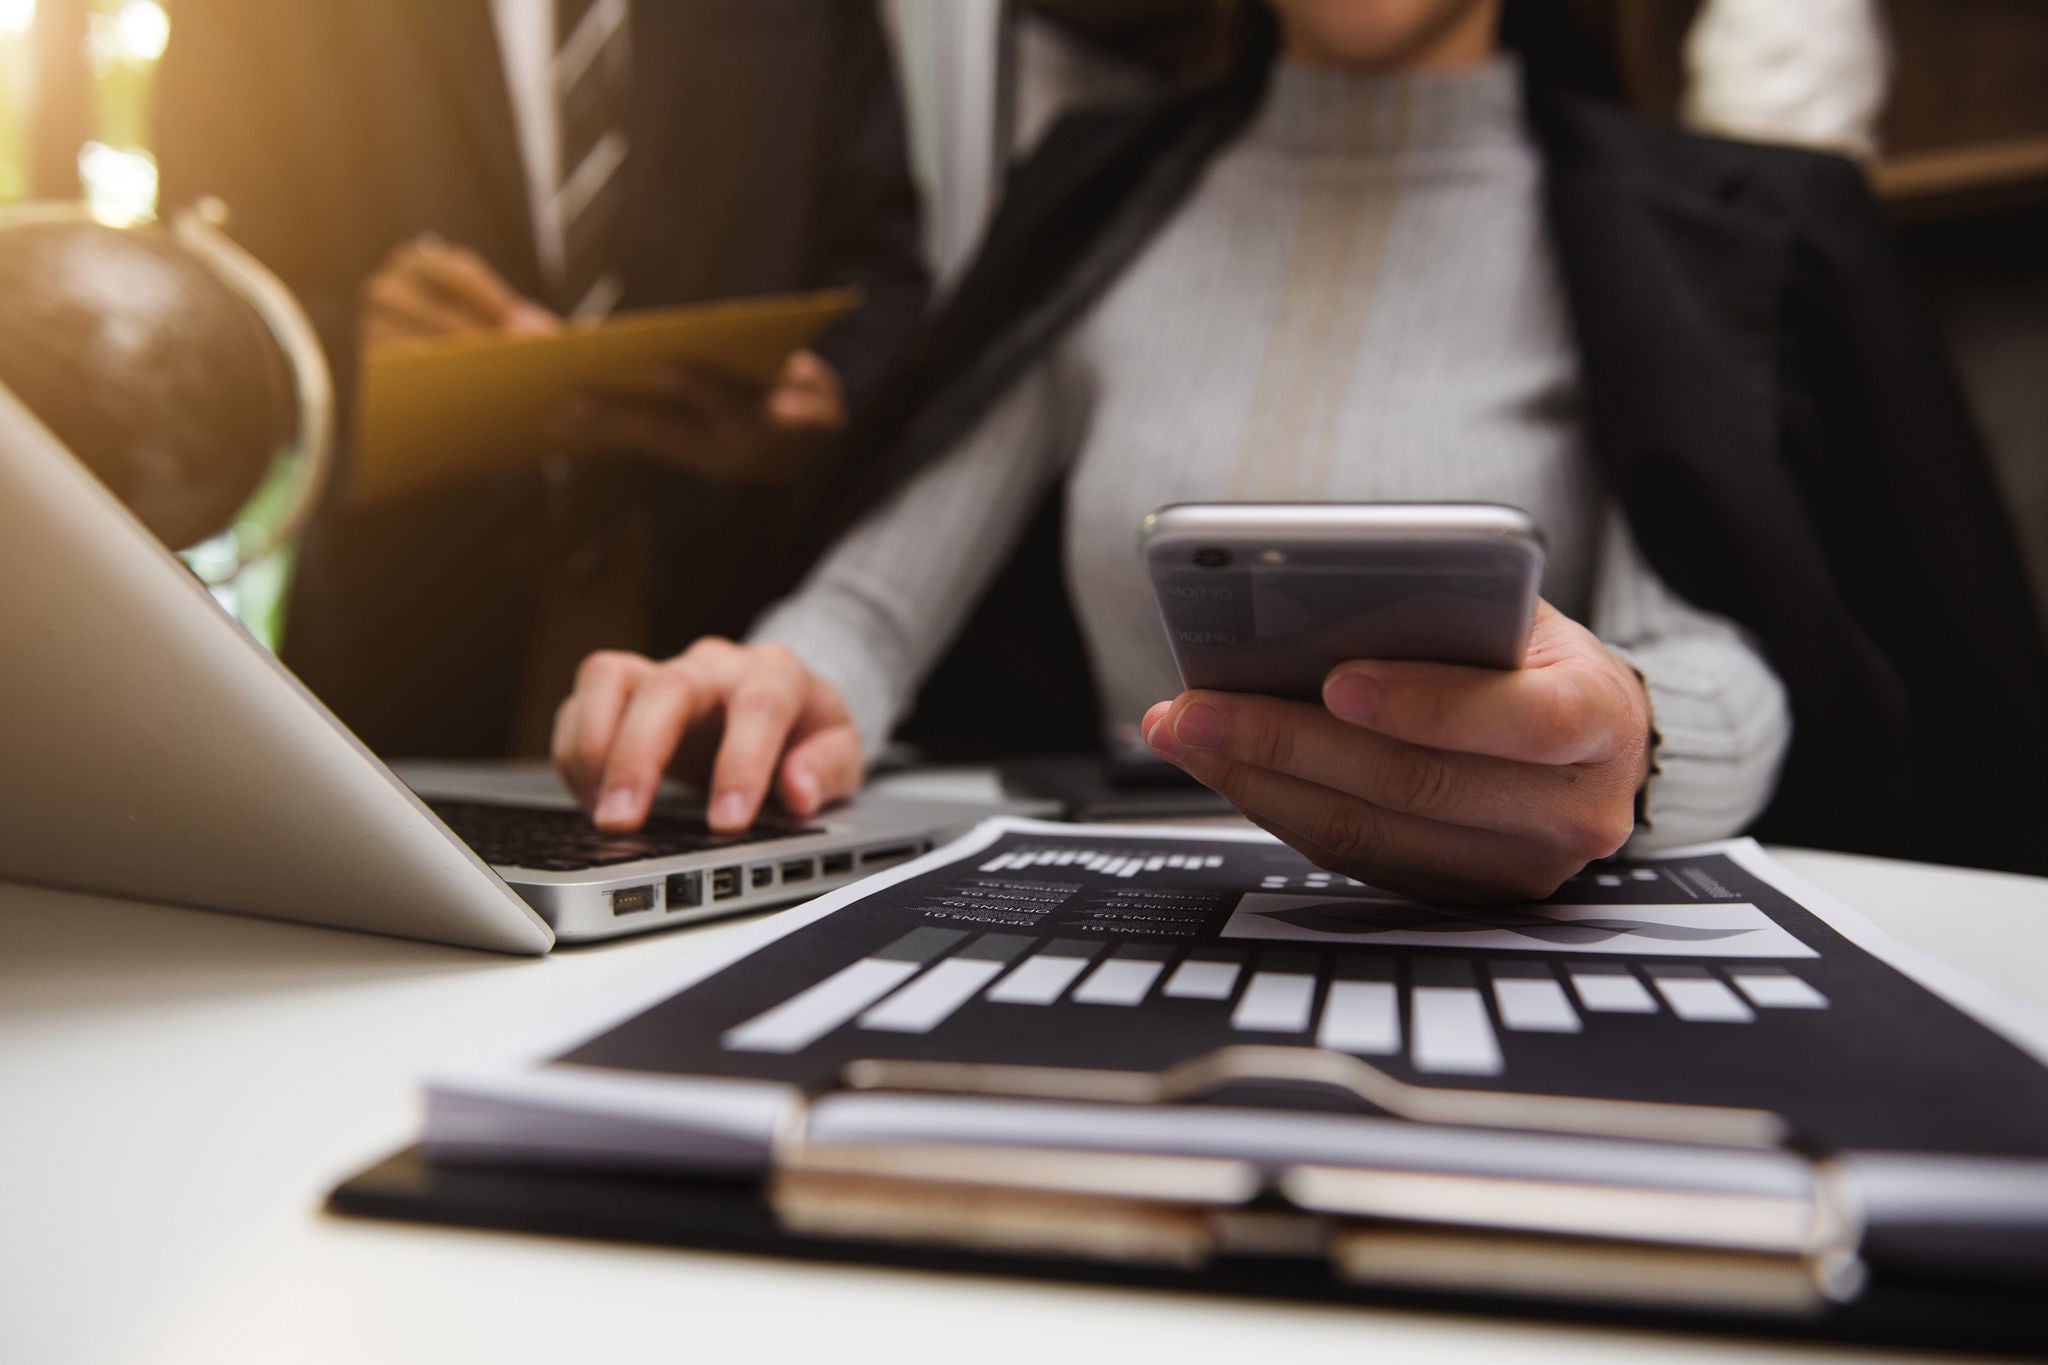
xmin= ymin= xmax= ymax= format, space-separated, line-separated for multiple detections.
xmin=553 ymin=0 xmax=2048 ymax=894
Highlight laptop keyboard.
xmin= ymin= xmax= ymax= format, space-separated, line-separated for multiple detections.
xmin=427 ymin=799 xmax=822 ymax=872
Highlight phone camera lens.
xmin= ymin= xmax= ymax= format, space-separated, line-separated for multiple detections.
xmin=1192 ymin=547 xmax=1232 ymax=569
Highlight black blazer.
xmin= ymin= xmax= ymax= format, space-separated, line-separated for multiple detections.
xmin=779 ymin=41 xmax=2048 ymax=876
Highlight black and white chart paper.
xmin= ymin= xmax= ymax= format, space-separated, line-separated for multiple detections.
xmin=429 ymin=820 xmax=2048 ymax=1169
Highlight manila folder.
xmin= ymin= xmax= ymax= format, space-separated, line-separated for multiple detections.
xmin=352 ymin=288 xmax=855 ymax=504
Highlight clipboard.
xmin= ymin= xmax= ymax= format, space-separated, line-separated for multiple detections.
xmin=328 ymin=822 xmax=2048 ymax=1351
xmin=350 ymin=288 xmax=856 ymax=504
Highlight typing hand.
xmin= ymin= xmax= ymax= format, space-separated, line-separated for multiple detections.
xmin=553 ymin=349 xmax=846 ymax=484
xmin=552 ymin=638 xmax=866 ymax=834
xmin=360 ymin=236 xmax=558 ymax=344
xmin=1142 ymin=600 xmax=1653 ymax=903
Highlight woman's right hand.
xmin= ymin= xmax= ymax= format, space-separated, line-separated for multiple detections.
xmin=551 ymin=639 xmax=866 ymax=834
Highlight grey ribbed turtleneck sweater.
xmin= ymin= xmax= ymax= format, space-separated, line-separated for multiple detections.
xmin=755 ymin=58 xmax=1791 ymax=848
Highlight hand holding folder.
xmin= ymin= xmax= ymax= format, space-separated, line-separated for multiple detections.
xmin=352 ymin=288 xmax=856 ymax=503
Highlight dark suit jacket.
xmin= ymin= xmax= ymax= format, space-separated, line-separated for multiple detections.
xmin=774 ymin=25 xmax=2048 ymax=876
xmin=157 ymin=0 xmax=927 ymax=413
xmin=155 ymin=0 xmax=930 ymax=756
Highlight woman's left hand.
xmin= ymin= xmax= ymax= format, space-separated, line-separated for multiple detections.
xmin=1143 ymin=600 xmax=1652 ymax=903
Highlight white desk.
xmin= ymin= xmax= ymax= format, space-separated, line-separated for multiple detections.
xmin=5 ymin=844 xmax=2045 ymax=1365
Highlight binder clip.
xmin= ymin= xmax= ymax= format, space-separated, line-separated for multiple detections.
xmin=768 ymin=1045 xmax=1863 ymax=1317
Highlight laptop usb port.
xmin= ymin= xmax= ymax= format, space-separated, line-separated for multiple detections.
xmin=750 ymin=866 xmax=774 ymax=889
xmin=611 ymin=885 xmax=657 ymax=916
xmin=781 ymin=859 xmax=814 ymax=883
xmin=860 ymin=842 xmax=920 ymax=867
xmin=821 ymin=852 xmax=854 ymax=876
xmin=710 ymin=866 xmax=742 ymax=900
xmin=666 ymin=871 xmax=702 ymax=909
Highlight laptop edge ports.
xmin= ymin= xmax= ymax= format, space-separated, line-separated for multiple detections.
xmin=611 ymin=884 xmax=657 ymax=916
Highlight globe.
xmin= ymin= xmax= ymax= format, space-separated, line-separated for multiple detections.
xmin=0 ymin=214 xmax=300 ymax=551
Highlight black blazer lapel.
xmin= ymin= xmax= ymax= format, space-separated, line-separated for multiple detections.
xmin=1533 ymin=89 xmax=1795 ymax=606
xmin=1532 ymin=87 xmax=1917 ymax=851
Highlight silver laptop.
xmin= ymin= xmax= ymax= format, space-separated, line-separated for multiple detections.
xmin=0 ymin=379 xmax=980 ymax=953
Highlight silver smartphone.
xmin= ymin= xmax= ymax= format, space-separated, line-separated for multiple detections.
xmin=1139 ymin=503 xmax=1545 ymax=700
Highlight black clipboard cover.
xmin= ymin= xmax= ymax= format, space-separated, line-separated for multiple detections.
xmin=329 ymin=1145 xmax=2047 ymax=1356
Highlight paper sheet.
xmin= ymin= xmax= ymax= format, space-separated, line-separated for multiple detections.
xmin=425 ymin=822 xmax=2048 ymax=1176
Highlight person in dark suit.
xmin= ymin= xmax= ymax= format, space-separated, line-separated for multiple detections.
xmin=155 ymin=0 xmax=929 ymax=757
xmin=552 ymin=0 xmax=2048 ymax=890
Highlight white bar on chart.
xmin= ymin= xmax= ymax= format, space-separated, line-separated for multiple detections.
xmin=1411 ymin=988 xmax=1503 ymax=1074
xmin=977 ymin=854 xmax=1012 ymax=872
xmin=1231 ymin=971 xmax=1316 ymax=1032
xmin=1409 ymin=960 xmax=1503 ymax=1075
xmin=1568 ymin=968 xmax=1659 ymax=1014
xmin=1056 ymin=851 xmax=1080 ymax=865
xmin=1318 ymin=981 xmax=1400 ymax=1055
xmin=859 ymin=959 xmax=1008 ymax=1033
xmin=1492 ymin=979 xmax=1581 ymax=1032
xmin=987 ymin=952 xmax=1094 ymax=1005
xmin=1163 ymin=959 xmax=1241 ymax=1000
xmin=723 ymin=958 xmax=922 ymax=1053
xmin=1729 ymin=972 xmax=1829 ymax=1009
xmin=1073 ymin=953 xmax=1169 ymax=1006
xmin=1648 ymin=968 xmax=1755 ymax=1023
xmin=1488 ymin=963 xmax=1581 ymax=1033
xmin=1203 ymin=855 xmax=1224 ymax=868
xmin=1144 ymin=855 xmax=1167 ymax=871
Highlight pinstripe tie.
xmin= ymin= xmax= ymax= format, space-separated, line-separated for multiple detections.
xmin=511 ymin=0 xmax=645 ymax=752
xmin=553 ymin=0 xmax=630 ymax=319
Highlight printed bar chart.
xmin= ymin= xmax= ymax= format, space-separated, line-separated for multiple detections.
xmin=979 ymin=846 xmax=1226 ymax=878
xmin=724 ymin=916 xmax=1832 ymax=1076
xmin=547 ymin=827 xmax=2045 ymax=1197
